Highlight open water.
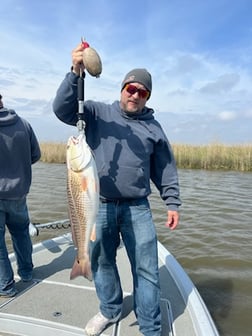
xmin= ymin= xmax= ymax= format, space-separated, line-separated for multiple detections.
xmin=5 ymin=162 xmax=252 ymax=336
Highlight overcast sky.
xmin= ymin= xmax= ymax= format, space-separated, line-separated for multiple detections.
xmin=1 ymin=0 xmax=252 ymax=144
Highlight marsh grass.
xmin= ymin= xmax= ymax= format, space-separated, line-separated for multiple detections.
xmin=40 ymin=142 xmax=252 ymax=172
xmin=172 ymin=143 xmax=251 ymax=171
xmin=40 ymin=142 xmax=67 ymax=164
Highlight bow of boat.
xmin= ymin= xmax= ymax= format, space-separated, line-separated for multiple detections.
xmin=0 ymin=224 xmax=219 ymax=336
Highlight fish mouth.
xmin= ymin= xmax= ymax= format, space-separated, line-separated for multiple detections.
xmin=67 ymin=134 xmax=92 ymax=171
xmin=67 ymin=135 xmax=81 ymax=146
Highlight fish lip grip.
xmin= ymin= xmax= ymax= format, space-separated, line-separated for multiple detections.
xmin=81 ymin=38 xmax=102 ymax=78
xmin=77 ymin=38 xmax=102 ymax=131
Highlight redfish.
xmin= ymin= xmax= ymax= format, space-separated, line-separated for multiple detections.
xmin=66 ymin=133 xmax=99 ymax=281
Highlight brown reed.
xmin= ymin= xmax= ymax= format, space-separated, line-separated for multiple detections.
xmin=172 ymin=143 xmax=252 ymax=171
xmin=39 ymin=142 xmax=252 ymax=172
xmin=40 ymin=142 xmax=67 ymax=164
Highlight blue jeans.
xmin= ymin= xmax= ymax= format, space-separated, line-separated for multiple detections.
xmin=90 ymin=198 xmax=161 ymax=336
xmin=0 ymin=198 xmax=33 ymax=294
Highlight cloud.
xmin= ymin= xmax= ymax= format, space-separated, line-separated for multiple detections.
xmin=218 ymin=111 xmax=237 ymax=121
xmin=1 ymin=0 xmax=252 ymax=144
xmin=199 ymin=73 xmax=240 ymax=94
xmin=172 ymin=54 xmax=204 ymax=75
xmin=244 ymin=109 xmax=252 ymax=118
xmin=156 ymin=111 xmax=251 ymax=145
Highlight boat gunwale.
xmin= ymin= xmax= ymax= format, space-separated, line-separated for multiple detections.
xmin=157 ymin=241 xmax=219 ymax=336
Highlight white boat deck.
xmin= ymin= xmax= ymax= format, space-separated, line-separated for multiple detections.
xmin=0 ymin=233 xmax=219 ymax=336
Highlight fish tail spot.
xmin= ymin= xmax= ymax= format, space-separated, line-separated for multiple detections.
xmin=70 ymin=257 xmax=92 ymax=281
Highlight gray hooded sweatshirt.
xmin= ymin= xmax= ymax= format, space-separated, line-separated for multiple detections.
xmin=0 ymin=108 xmax=41 ymax=199
xmin=53 ymin=72 xmax=181 ymax=211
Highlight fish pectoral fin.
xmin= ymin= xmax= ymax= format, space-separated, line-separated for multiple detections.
xmin=81 ymin=175 xmax=89 ymax=191
xmin=90 ymin=224 xmax=96 ymax=242
xmin=70 ymin=256 xmax=92 ymax=281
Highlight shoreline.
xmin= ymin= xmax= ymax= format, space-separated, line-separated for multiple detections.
xmin=39 ymin=142 xmax=252 ymax=172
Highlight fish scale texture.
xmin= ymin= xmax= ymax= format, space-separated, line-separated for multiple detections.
xmin=66 ymin=134 xmax=99 ymax=280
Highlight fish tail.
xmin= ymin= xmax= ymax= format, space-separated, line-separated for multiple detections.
xmin=70 ymin=255 xmax=92 ymax=281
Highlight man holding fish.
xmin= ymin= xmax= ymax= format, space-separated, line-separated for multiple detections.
xmin=53 ymin=42 xmax=181 ymax=336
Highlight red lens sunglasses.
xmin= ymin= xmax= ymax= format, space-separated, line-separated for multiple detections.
xmin=124 ymin=84 xmax=150 ymax=99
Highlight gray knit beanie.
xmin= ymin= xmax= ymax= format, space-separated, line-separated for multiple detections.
xmin=121 ymin=68 xmax=152 ymax=95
